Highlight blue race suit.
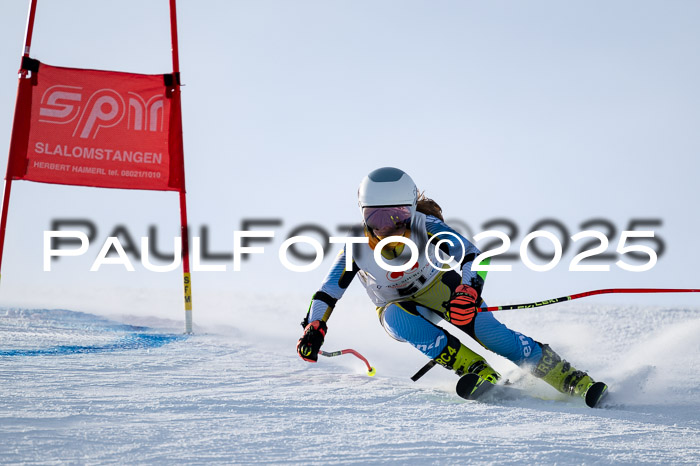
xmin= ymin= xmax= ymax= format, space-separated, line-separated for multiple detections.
xmin=304 ymin=212 xmax=542 ymax=366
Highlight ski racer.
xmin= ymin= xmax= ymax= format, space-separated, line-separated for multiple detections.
xmin=297 ymin=167 xmax=603 ymax=401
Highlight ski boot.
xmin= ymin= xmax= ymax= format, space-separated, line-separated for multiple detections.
xmin=434 ymin=334 xmax=500 ymax=400
xmin=531 ymin=344 xmax=607 ymax=407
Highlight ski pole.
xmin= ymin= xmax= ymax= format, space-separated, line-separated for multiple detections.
xmin=411 ymin=287 xmax=700 ymax=382
xmin=481 ymin=288 xmax=700 ymax=312
xmin=319 ymin=349 xmax=376 ymax=376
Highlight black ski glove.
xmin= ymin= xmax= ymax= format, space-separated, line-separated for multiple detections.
xmin=297 ymin=320 xmax=327 ymax=362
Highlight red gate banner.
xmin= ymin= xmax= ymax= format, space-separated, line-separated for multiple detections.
xmin=6 ymin=60 xmax=185 ymax=191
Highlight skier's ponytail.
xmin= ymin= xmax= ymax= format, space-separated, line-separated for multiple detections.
xmin=416 ymin=191 xmax=444 ymax=221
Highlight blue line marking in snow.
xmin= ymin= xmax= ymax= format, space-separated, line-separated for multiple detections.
xmin=0 ymin=333 xmax=187 ymax=357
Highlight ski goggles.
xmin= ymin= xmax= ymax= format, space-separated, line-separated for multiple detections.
xmin=363 ymin=205 xmax=412 ymax=237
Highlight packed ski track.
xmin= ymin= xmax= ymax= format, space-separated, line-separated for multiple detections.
xmin=1 ymin=303 xmax=699 ymax=464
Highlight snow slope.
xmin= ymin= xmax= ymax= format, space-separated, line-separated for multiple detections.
xmin=1 ymin=304 xmax=699 ymax=464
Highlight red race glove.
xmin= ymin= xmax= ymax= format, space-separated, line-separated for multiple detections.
xmin=445 ymin=284 xmax=479 ymax=326
xmin=297 ymin=320 xmax=327 ymax=362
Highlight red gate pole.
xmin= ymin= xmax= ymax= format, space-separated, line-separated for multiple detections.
xmin=168 ymin=0 xmax=193 ymax=333
xmin=0 ymin=0 xmax=39 ymax=286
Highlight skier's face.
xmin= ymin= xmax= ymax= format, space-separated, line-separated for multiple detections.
xmin=381 ymin=229 xmax=410 ymax=258
xmin=363 ymin=205 xmax=411 ymax=239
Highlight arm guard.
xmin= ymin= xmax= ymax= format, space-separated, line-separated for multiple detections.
xmin=301 ymin=247 xmax=359 ymax=327
xmin=425 ymin=215 xmax=486 ymax=296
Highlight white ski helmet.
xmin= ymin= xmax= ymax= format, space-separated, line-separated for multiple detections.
xmin=358 ymin=167 xmax=418 ymax=211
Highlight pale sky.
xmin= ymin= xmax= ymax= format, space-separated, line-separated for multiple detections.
xmin=1 ymin=1 xmax=699 ymax=322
